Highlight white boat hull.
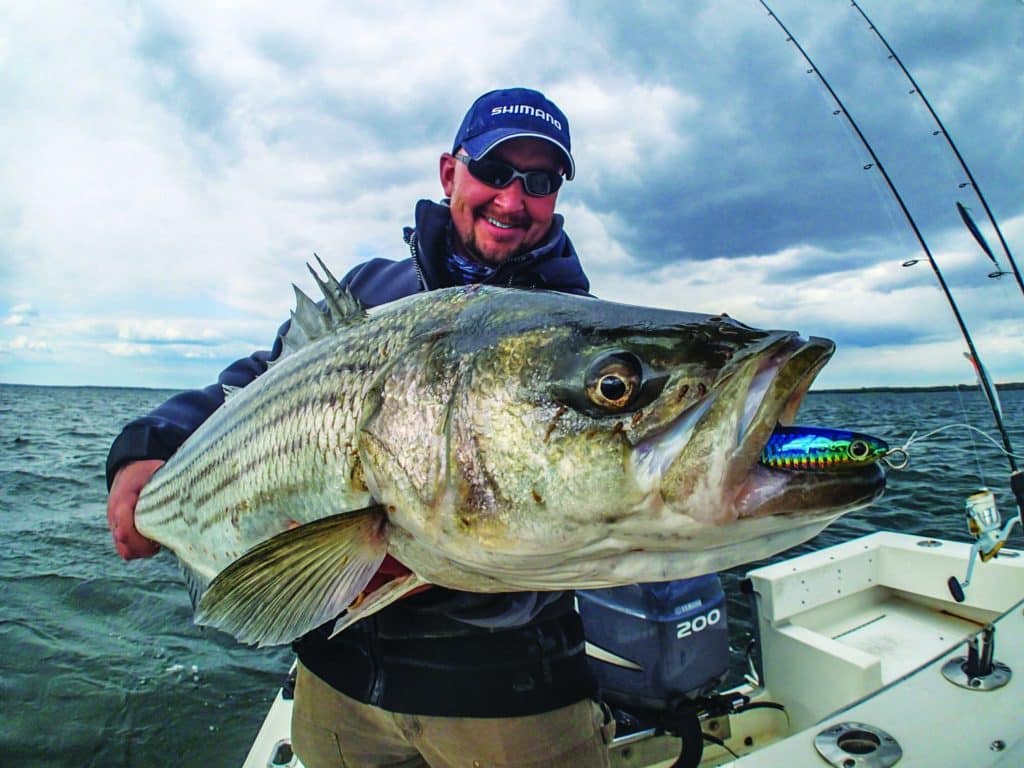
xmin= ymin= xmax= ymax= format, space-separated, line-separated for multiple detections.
xmin=242 ymin=531 xmax=1024 ymax=767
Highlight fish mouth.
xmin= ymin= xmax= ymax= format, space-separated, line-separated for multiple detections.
xmin=726 ymin=335 xmax=835 ymax=486
xmin=640 ymin=333 xmax=885 ymax=524
xmin=726 ymin=334 xmax=886 ymax=518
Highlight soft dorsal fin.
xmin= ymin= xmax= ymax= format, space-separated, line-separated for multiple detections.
xmin=221 ymin=383 xmax=243 ymax=401
xmin=277 ymin=254 xmax=366 ymax=361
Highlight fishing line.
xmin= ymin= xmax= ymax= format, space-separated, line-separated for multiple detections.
xmin=953 ymin=385 xmax=990 ymax=485
xmin=887 ymin=423 xmax=1024 ymax=470
xmin=757 ymin=0 xmax=1024 ymax=524
xmin=848 ymin=0 xmax=1024 ymax=297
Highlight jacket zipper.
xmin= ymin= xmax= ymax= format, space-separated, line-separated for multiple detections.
xmin=408 ymin=234 xmax=427 ymax=290
xmin=484 ymin=253 xmax=535 ymax=289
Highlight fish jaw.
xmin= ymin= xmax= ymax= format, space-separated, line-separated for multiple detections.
xmin=640 ymin=333 xmax=885 ymax=525
xmin=398 ymin=328 xmax=883 ymax=591
xmin=361 ymin=288 xmax=886 ymax=590
xmin=732 ymin=461 xmax=885 ymax=519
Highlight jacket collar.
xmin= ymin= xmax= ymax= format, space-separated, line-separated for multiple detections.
xmin=407 ymin=199 xmax=570 ymax=289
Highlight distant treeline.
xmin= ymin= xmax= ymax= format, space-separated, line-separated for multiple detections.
xmin=812 ymin=382 xmax=1024 ymax=395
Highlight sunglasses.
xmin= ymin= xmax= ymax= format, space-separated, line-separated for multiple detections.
xmin=455 ymin=154 xmax=563 ymax=197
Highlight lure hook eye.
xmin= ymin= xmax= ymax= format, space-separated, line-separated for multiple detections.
xmin=882 ymin=448 xmax=909 ymax=470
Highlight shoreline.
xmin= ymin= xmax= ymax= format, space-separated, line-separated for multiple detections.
xmin=3 ymin=382 xmax=1023 ymax=395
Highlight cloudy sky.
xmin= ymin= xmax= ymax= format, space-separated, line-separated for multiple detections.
xmin=2 ymin=0 xmax=1021 ymax=391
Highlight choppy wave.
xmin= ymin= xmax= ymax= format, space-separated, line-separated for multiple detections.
xmin=0 ymin=383 xmax=1019 ymax=766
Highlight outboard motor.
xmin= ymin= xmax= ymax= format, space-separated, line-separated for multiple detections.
xmin=577 ymin=575 xmax=730 ymax=766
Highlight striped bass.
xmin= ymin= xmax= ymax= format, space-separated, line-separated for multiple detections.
xmin=135 ymin=262 xmax=886 ymax=646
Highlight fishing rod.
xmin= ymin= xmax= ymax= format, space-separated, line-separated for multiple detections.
xmin=848 ymin=0 xmax=1024 ymax=298
xmin=755 ymin=1 xmax=1024 ymax=532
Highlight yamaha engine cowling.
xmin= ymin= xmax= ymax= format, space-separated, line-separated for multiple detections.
xmin=577 ymin=574 xmax=729 ymax=711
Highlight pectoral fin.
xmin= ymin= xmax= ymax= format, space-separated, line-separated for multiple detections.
xmin=195 ymin=506 xmax=388 ymax=647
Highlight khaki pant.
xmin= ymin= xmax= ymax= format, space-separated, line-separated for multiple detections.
xmin=291 ymin=662 xmax=615 ymax=768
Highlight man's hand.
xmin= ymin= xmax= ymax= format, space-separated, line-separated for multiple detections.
xmin=107 ymin=459 xmax=165 ymax=560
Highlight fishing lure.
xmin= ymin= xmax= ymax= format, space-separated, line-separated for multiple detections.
xmin=760 ymin=425 xmax=889 ymax=471
xmin=760 ymin=0 xmax=1021 ymax=519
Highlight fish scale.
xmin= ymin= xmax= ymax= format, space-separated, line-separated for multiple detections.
xmin=139 ymin=339 xmax=387 ymax=552
xmin=132 ymin=264 xmax=886 ymax=647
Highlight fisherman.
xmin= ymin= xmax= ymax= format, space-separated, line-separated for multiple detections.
xmin=105 ymin=88 xmax=615 ymax=768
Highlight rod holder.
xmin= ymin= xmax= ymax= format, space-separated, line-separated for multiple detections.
xmin=942 ymin=625 xmax=1012 ymax=691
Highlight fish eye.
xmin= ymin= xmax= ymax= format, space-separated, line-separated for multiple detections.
xmin=586 ymin=353 xmax=642 ymax=410
xmin=848 ymin=439 xmax=869 ymax=460
xmin=553 ymin=350 xmax=667 ymax=418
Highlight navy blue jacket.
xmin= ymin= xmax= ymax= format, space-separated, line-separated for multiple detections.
xmin=105 ymin=200 xmax=588 ymax=484
xmin=106 ymin=199 xmax=596 ymax=715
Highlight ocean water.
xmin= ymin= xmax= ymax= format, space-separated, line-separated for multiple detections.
xmin=0 ymin=383 xmax=1021 ymax=766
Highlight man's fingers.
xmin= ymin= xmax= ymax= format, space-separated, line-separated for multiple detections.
xmin=107 ymin=460 xmax=165 ymax=560
xmin=111 ymin=502 xmax=161 ymax=559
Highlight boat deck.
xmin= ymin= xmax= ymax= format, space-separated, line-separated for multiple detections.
xmin=829 ymin=593 xmax=980 ymax=681
xmin=243 ymin=532 xmax=1024 ymax=767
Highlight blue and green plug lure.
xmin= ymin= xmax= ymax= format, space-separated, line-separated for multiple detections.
xmin=760 ymin=425 xmax=889 ymax=471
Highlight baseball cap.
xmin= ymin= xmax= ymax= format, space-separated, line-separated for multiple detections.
xmin=452 ymin=88 xmax=575 ymax=180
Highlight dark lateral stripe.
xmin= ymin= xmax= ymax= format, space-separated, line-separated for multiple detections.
xmin=153 ymin=369 xmax=352 ymax=486
xmin=197 ymin=479 xmax=316 ymax=533
xmin=136 ymin=494 xmax=186 ymax=527
xmin=168 ymin=358 xmax=363 ymax=475
xmin=138 ymin=508 xmax=184 ymax=529
xmin=190 ymin=424 xmax=353 ymax=515
xmin=179 ymin=392 xmax=354 ymax=510
xmin=167 ymin=349 xmax=368 ymax=466
xmin=136 ymin=342 xmax=381 ymax=534
xmin=136 ymin=481 xmax=186 ymax=521
xmin=197 ymin=498 xmax=250 ymax=533
xmin=141 ymin=398 xmax=356 ymax=531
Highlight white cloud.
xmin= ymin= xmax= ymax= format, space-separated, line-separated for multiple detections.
xmin=115 ymin=321 xmax=224 ymax=344
xmin=3 ymin=303 xmax=37 ymax=326
xmin=0 ymin=1 xmax=1020 ymax=388
xmin=558 ymin=202 xmax=637 ymax=272
xmin=6 ymin=335 xmax=50 ymax=352
xmin=105 ymin=342 xmax=155 ymax=358
xmin=562 ymin=78 xmax=701 ymax=187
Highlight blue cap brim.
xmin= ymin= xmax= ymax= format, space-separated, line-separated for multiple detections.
xmin=461 ymin=129 xmax=575 ymax=181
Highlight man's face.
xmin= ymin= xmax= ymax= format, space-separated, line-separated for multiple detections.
xmin=440 ymin=138 xmax=564 ymax=265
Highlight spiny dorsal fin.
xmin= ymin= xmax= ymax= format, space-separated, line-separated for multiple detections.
xmin=277 ymin=255 xmax=366 ymax=361
xmin=308 ymin=253 xmax=362 ymax=324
